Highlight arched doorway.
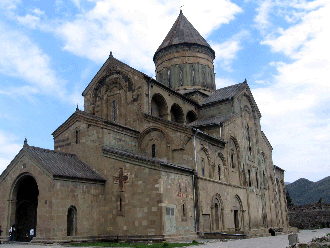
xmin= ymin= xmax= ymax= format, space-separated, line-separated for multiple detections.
xmin=67 ymin=206 xmax=77 ymax=236
xmin=13 ymin=175 xmax=39 ymax=241
xmin=233 ymin=195 xmax=243 ymax=231
xmin=212 ymin=193 xmax=223 ymax=231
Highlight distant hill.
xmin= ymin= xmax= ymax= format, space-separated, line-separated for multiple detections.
xmin=286 ymin=176 xmax=330 ymax=205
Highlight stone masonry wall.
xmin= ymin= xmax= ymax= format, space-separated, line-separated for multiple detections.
xmin=288 ymin=203 xmax=330 ymax=229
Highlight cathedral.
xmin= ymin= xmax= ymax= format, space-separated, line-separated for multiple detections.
xmin=0 ymin=11 xmax=289 ymax=242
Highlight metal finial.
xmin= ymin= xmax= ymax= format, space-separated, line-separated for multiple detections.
xmin=23 ymin=137 xmax=28 ymax=148
xmin=76 ymin=104 xmax=79 ymax=111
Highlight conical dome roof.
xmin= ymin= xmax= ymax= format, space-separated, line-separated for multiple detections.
xmin=155 ymin=10 xmax=214 ymax=55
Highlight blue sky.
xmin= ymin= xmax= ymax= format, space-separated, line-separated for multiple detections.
xmin=1 ymin=0 xmax=329 ymax=183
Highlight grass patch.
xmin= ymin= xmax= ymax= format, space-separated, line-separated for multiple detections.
xmin=70 ymin=241 xmax=199 ymax=248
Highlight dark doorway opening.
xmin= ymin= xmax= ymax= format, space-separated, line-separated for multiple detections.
xmin=214 ymin=203 xmax=220 ymax=230
xmin=15 ymin=176 xmax=39 ymax=241
xmin=234 ymin=210 xmax=239 ymax=230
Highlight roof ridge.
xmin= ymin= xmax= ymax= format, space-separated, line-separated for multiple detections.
xmin=25 ymin=145 xmax=76 ymax=157
xmin=215 ymin=81 xmax=246 ymax=91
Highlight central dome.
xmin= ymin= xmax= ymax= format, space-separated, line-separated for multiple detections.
xmin=153 ymin=10 xmax=216 ymax=94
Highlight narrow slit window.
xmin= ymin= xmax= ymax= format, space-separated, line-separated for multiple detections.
xmin=192 ymin=66 xmax=195 ymax=85
xmin=201 ymin=158 xmax=205 ymax=176
xmin=248 ymin=170 xmax=251 ymax=187
xmin=75 ymin=130 xmax=79 ymax=144
xmin=218 ymin=165 xmax=221 ymax=180
xmin=168 ymin=69 xmax=171 ymax=88
xmin=113 ymin=100 xmax=117 ymax=122
xmin=256 ymin=171 xmax=259 ymax=188
xmin=180 ymin=67 xmax=183 ymax=86
xmin=152 ymin=144 xmax=156 ymax=158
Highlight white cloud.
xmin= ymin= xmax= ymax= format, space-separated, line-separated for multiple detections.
xmin=0 ymin=0 xmax=20 ymax=11
xmin=0 ymin=130 xmax=22 ymax=175
xmin=0 ymin=22 xmax=85 ymax=105
xmin=211 ymin=30 xmax=249 ymax=72
xmin=254 ymin=0 xmax=274 ymax=32
xmin=215 ymin=77 xmax=237 ymax=89
xmin=55 ymin=0 xmax=242 ymax=75
xmin=252 ymin=1 xmax=330 ymax=182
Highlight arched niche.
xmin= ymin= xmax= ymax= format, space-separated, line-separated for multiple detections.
xmin=151 ymin=93 xmax=168 ymax=119
xmin=228 ymin=137 xmax=240 ymax=169
xmin=139 ymin=127 xmax=171 ymax=160
xmin=67 ymin=206 xmax=77 ymax=236
xmin=186 ymin=110 xmax=197 ymax=124
xmin=92 ymin=72 xmax=129 ymax=122
xmin=211 ymin=193 xmax=224 ymax=231
xmin=9 ymin=173 xmax=39 ymax=241
xmin=199 ymin=146 xmax=212 ymax=177
xmin=170 ymin=103 xmax=184 ymax=124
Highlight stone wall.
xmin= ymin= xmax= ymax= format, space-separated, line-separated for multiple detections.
xmin=288 ymin=203 xmax=330 ymax=229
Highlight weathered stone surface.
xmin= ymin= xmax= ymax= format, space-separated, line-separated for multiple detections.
xmin=0 ymin=11 xmax=289 ymax=243
xmin=288 ymin=203 xmax=330 ymax=229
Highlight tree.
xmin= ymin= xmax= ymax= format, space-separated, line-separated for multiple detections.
xmin=286 ymin=190 xmax=294 ymax=206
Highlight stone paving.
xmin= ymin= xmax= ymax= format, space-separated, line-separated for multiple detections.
xmin=1 ymin=228 xmax=330 ymax=248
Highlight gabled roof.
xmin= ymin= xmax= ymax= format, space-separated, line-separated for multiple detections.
xmin=202 ymin=82 xmax=247 ymax=105
xmin=187 ymin=114 xmax=234 ymax=127
xmin=23 ymin=145 xmax=105 ymax=182
xmin=201 ymin=81 xmax=261 ymax=118
xmin=155 ymin=10 xmax=214 ymax=55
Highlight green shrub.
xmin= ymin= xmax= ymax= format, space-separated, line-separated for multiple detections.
xmin=192 ymin=240 xmax=198 ymax=244
xmin=163 ymin=241 xmax=169 ymax=247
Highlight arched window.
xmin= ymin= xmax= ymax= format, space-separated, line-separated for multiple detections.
xmin=118 ymin=193 xmax=125 ymax=216
xmin=67 ymin=206 xmax=77 ymax=236
xmin=151 ymin=94 xmax=168 ymax=119
xmin=75 ymin=130 xmax=79 ymax=144
xmin=229 ymin=138 xmax=239 ymax=169
xmin=180 ymin=67 xmax=183 ymax=86
xmin=192 ymin=65 xmax=195 ymax=85
xmin=201 ymin=158 xmax=205 ymax=176
xmin=247 ymin=124 xmax=252 ymax=155
xmin=182 ymin=202 xmax=187 ymax=221
xmin=152 ymin=144 xmax=156 ymax=158
xmin=113 ymin=100 xmax=117 ymax=122
xmin=186 ymin=111 xmax=197 ymax=124
xmin=231 ymin=153 xmax=234 ymax=168
xmin=170 ymin=103 xmax=184 ymax=123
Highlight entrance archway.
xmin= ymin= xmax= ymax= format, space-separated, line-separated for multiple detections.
xmin=233 ymin=195 xmax=243 ymax=231
xmin=13 ymin=175 xmax=39 ymax=241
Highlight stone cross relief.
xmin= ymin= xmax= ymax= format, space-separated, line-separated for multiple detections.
xmin=114 ymin=168 xmax=129 ymax=192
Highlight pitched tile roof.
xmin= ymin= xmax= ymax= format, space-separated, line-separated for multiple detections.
xmin=187 ymin=114 xmax=234 ymax=127
xmin=24 ymin=145 xmax=105 ymax=182
xmin=202 ymin=82 xmax=247 ymax=105
xmin=155 ymin=10 xmax=213 ymax=54
xmin=102 ymin=146 xmax=194 ymax=173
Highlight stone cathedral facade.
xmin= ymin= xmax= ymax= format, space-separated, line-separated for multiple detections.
xmin=0 ymin=11 xmax=289 ymax=242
